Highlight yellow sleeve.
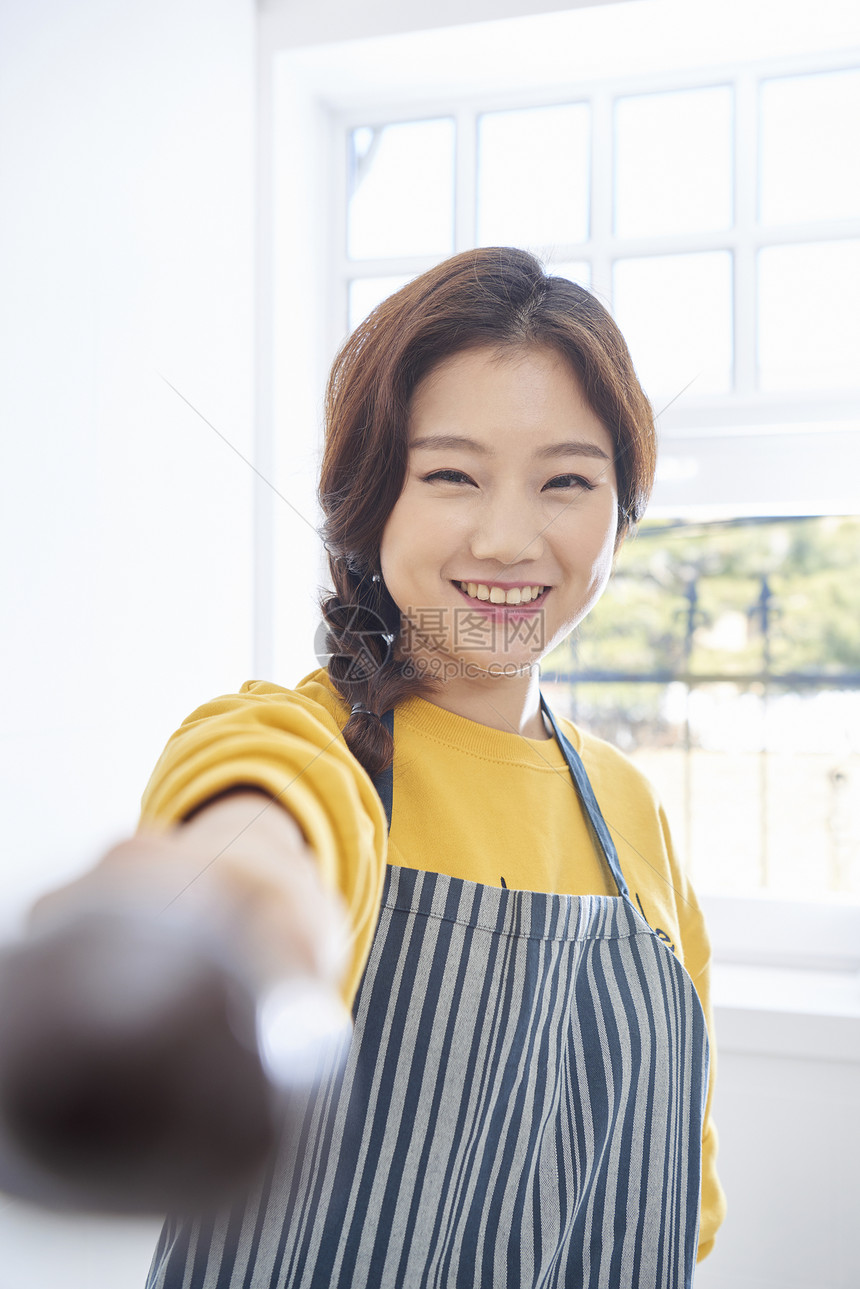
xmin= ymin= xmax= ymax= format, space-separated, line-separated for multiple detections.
xmin=662 ymin=810 xmax=728 ymax=1262
xmin=693 ymin=962 xmax=727 ymax=1262
xmin=139 ymin=680 xmax=388 ymax=1007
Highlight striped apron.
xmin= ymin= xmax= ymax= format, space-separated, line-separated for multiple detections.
xmin=147 ymin=699 xmax=709 ymax=1288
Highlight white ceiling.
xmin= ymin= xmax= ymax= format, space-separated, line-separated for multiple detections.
xmin=275 ymin=0 xmax=860 ymax=107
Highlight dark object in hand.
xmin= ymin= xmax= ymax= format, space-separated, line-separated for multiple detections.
xmin=0 ymin=911 xmax=279 ymax=1215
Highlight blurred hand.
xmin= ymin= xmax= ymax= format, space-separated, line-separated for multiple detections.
xmin=0 ymin=795 xmax=351 ymax=1214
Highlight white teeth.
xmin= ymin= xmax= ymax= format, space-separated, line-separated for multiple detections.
xmin=457 ymin=582 xmax=545 ymax=605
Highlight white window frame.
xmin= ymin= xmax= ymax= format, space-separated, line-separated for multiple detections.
xmin=261 ymin=24 xmax=860 ymax=982
xmin=331 ymin=50 xmax=860 ymax=519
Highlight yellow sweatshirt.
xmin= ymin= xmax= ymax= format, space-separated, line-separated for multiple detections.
xmin=140 ymin=668 xmax=726 ymax=1259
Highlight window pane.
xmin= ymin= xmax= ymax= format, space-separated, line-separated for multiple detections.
xmin=348 ymin=119 xmax=455 ymax=260
xmin=613 ymin=252 xmax=733 ymax=398
xmin=760 ymin=69 xmax=860 ymax=226
xmin=543 ymin=516 xmax=860 ymax=898
xmin=348 ymin=276 xmax=412 ymax=332
xmin=614 ymin=86 xmax=733 ymax=237
xmin=477 ymin=103 xmax=590 ymax=248
xmin=758 ymin=240 xmax=860 ymax=391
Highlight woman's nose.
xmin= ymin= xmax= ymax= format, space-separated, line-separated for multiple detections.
xmin=468 ymin=494 xmax=546 ymax=566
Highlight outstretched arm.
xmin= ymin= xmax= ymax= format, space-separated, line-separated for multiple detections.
xmin=0 ymin=791 xmax=349 ymax=1215
xmin=34 ymin=790 xmax=348 ymax=992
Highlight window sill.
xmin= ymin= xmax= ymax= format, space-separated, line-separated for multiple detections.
xmin=712 ymin=961 xmax=860 ymax=1062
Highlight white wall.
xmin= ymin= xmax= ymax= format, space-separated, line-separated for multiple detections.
xmin=0 ymin=1 xmax=255 ymax=1282
xmin=0 ymin=0 xmax=256 ymax=921
xmin=696 ymin=996 xmax=860 ymax=1289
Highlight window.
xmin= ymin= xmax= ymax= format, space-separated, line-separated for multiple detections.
xmin=543 ymin=516 xmax=860 ymax=900
xmin=337 ymin=62 xmax=860 ymax=418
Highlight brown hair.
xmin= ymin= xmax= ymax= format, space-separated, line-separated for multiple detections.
xmin=319 ymin=246 xmax=656 ymax=778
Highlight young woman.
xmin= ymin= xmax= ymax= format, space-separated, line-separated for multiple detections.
xmin=0 ymin=248 xmax=725 ymax=1286
xmin=139 ymin=248 xmax=725 ymax=1287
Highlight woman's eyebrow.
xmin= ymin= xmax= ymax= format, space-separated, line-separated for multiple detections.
xmin=410 ymin=434 xmax=610 ymax=461
xmin=410 ymin=434 xmax=489 ymax=453
xmin=535 ymin=440 xmax=611 ymax=461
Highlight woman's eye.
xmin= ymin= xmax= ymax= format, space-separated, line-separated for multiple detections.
xmin=423 ymin=469 xmax=475 ymax=485
xmin=543 ymin=473 xmax=596 ymax=492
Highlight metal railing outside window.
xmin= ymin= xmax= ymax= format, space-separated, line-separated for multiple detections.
xmin=542 ymin=515 xmax=860 ymax=899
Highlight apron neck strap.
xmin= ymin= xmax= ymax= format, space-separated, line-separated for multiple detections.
xmin=371 ymin=699 xmax=629 ymax=901
xmin=540 ymin=696 xmax=629 ymax=900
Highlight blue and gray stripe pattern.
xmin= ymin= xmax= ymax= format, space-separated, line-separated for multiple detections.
xmin=148 ymin=868 xmax=707 ymax=1288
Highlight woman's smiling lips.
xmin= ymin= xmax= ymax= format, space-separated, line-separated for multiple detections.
xmin=452 ymin=580 xmax=550 ymax=615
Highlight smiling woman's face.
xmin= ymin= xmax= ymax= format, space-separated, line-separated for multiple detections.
xmin=379 ymin=344 xmax=619 ymax=683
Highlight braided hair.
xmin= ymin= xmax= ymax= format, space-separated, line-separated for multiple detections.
xmin=318 ymin=247 xmax=656 ymax=779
